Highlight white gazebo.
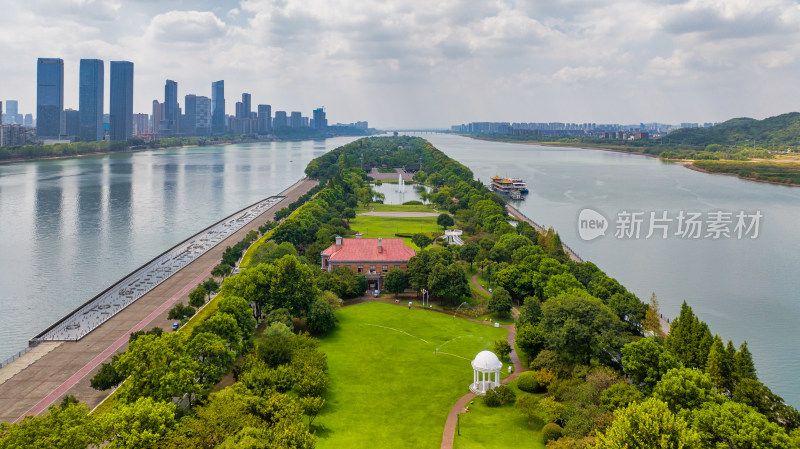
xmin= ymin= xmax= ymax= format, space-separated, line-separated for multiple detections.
xmin=470 ymin=350 xmax=502 ymax=395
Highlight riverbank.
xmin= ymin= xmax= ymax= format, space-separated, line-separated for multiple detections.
xmin=0 ymin=177 xmax=318 ymax=423
xmin=467 ymin=135 xmax=800 ymax=187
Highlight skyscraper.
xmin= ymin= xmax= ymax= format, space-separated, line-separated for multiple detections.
xmin=78 ymin=59 xmax=104 ymax=141
xmin=196 ymin=96 xmax=211 ymax=136
xmin=212 ymin=80 xmax=225 ymax=135
xmin=258 ymin=104 xmax=271 ymax=134
xmin=4 ymin=100 xmax=20 ymax=124
xmin=313 ymin=107 xmax=327 ymax=131
xmin=163 ymin=79 xmax=178 ymax=135
xmin=241 ymin=93 xmax=251 ymax=119
xmin=274 ymin=110 xmax=287 ymax=128
xmin=184 ymin=94 xmax=197 ymax=137
xmin=110 ymin=61 xmax=134 ymax=141
xmin=65 ymin=109 xmax=80 ymax=138
xmin=36 ymin=58 xmax=64 ymax=137
xmin=290 ymin=111 xmax=302 ymax=128
xmin=152 ymin=100 xmax=162 ymax=133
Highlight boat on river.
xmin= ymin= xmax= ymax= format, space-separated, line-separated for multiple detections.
xmin=491 ymin=175 xmax=528 ymax=197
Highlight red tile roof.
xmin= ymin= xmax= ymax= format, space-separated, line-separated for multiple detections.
xmin=321 ymin=238 xmax=416 ymax=262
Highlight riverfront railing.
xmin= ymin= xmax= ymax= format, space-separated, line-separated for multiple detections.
xmin=0 ymin=342 xmax=40 ymax=370
xmin=29 ymin=195 xmax=285 ymax=344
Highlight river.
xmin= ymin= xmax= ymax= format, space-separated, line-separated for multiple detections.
xmin=1 ymin=133 xmax=798 ymax=407
xmin=0 ymin=137 xmax=359 ymax=363
xmin=421 ymin=133 xmax=800 ymax=407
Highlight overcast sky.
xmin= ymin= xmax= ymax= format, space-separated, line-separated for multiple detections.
xmin=2 ymin=0 xmax=800 ymax=128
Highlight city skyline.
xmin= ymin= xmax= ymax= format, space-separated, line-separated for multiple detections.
xmin=3 ymin=1 xmax=800 ymax=128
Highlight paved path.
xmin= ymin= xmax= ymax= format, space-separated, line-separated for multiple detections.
xmin=0 ymin=178 xmax=318 ymax=423
xmin=469 ymin=273 xmax=490 ymax=297
xmin=357 ymin=211 xmax=439 ymax=218
xmin=367 ymin=168 xmax=414 ymax=181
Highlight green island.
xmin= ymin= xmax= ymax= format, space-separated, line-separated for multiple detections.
xmin=471 ymin=111 xmax=800 ymax=186
xmin=2 ymin=135 xmax=799 ymax=449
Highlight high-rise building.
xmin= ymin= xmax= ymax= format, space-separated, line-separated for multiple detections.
xmin=235 ymin=101 xmax=243 ymax=119
xmin=257 ymin=104 xmax=271 ymax=134
xmin=132 ymin=113 xmax=149 ymax=135
xmin=163 ymin=79 xmax=178 ymax=136
xmin=313 ymin=107 xmax=327 ymax=131
xmin=4 ymin=100 xmax=20 ymax=124
xmin=24 ymin=114 xmax=33 ymax=127
xmin=64 ymin=109 xmax=79 ymax=138
xmin=78 ymin=59 xmax=104 ymax=141
xmin=274 ymin=110 xmax=287 ymax=128
xmin=36 ymin=58 xmax=64 ymax=137
xmin=241 ymin=93 xmax=251 ymax=119
xmin=152 ymin=100 xmax=162 ymax=134
xmin=290 ymin=111 xmax=302 ymax=128
xmin=212 ymin=80 xmax=225 ymax=135
xmin=195 ymin=96 xmax=211 ymax=136
xmin=184 ymin=94 xmax=197 ymax=136
xmin=0 ymin=125 xmax=26 ymax=147
xmin=0 ymin=101 xmax=2 ymax=125
xmin=109 ymin=61 xmax=134 ymax=141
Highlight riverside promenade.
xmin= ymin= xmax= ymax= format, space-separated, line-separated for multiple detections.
xmin=0 ymin=178 xmax=318 ymax=423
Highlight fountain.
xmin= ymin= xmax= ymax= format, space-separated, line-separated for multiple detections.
xmin=398 ymin=172 xmax=405 ymax=193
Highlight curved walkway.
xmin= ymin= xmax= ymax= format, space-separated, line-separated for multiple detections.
xmin=357 ymin=211 xmax=439 ymax=217
xmin=469 ymin=273 xmax=490 ymax=297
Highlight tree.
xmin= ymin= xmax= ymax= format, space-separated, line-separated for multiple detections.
xmin=621 ymin=338 xmax=679 ymax=392
xmin=306 ymin=298 xmax=337 ymax=335
xmin=705 ymin=335 xmax=732 ymax=393
xmin=265 ymin=308 xmax=294 ymax=329
xmin=113 ymin=332 xmax=200 ymax=404
xmin=734 ymin=341 xmax=758 ymax=382
xmin=100 ymin=397 xmax=176 ymax=449
xmin=652 ymin=367 xmax=725 ymax=414
xmin=194 ymin=312 xmax=242 ymax=349
xmin=459 ymin=242 xmax=480 ymax=268
xmin=203 ymin=278 xmax=220 ymax=297
xmin=383 ymin=268 xmax=409 ymax=297
xmin=90 ymin=354 xmax=125 ymax=391
xmin=692 ymin=401 xmax=792 ymax=448
xmin=0 ymin=402 xmax=99 ymax=448
xmin=515 ymin=393 xmax=540 ymax=420
xmin=299 ymin=396 xmax=325 ymax=426
xmin=515 ymin=322 xmax=546 ymax=360
xmin=665 ymin=301 xmax=712 ymax=369
xmin=217 ymin=296 xmax=257 ymax=340
xmin=600 ymin=382 xmax=644 ymax=411
xmin=319 ymin=290 xmax=341 ymax=309
xmin=643 ymin=293 xmax=663 ymax=336
xmin=488 ymin=286 xmax=512 ymax=315
xmin=493 ymin=338 xmax=512 ymax=361
xmin=187 ymin=332 xmax=236 ymax=387
xmin=541 ymin=294 xmax=626 ymax=365
xmin=516 ymin=296 xmax=542 ymax=327
xmin=594 ymin=398 xmax=700 ymax=448
xmin=411 ymin=233 xmax=432 ymax=249
xmin=427 ymin=262 xmax=470 ymax=304
xmin=167 ymin=302 xmax=195 ymax=320
xmin=188 ymin=285 xmax=207 ymax=308
xmin=211 ymin=263 xmax=232 ymax=278
xmin=437 ymin=213 xmax=454 ymax=230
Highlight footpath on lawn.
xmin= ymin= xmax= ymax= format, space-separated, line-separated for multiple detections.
xmin=0 ymin=178 xmax=318 ymax=423
xmin=315 ymin=300 xmax=510 ymax=449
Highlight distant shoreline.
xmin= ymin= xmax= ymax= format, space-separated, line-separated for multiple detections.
xmin=467 ymin=135 xmax=800 ymax=187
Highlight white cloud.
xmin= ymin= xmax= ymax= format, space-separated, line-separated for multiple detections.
xmin=147 ymin=10 xmax=226 ymax=44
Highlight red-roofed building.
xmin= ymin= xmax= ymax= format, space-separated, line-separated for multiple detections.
xmin=321 ymin=236 xmax=416 ymax=291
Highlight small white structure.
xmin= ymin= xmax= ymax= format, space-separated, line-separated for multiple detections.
xmin=443 ymin=229 xmax=464 ymax=246
xmin=470 ymin=350 xmax=502 ymax=395
xmin=398 ymin=172 xmax=406 ymax=193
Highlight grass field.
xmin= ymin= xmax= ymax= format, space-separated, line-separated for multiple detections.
xmin=356 ymin=203 xmax=438 ymax=214
xmin=692 ymin=160 xmax=800 ymax=185
xmin=348 ymin=214 xmax=441 ymax=249
xmin=453 ymin=381 xmax=545 ymax=449
xmin=316 ymin=301 xmax=509 ymax=449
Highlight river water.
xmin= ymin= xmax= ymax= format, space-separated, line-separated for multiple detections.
xmin=421 ymin=133 xmax=800 ymax=407
xmin=1 ymin=133 xmax=798 ymax=407
xmin=0 ymin=137 xmax=359 ymax=362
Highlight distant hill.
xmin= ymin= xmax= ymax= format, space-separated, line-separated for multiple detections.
xmin=666 ymin=112 xmax=800 ymax=147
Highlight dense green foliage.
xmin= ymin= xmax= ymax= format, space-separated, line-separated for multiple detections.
xmin=666 ymin=112 xmax=800 ymax=147
xmin=693 ymin=160 xmax=800 ymax=184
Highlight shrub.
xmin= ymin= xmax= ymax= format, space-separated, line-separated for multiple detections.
xmin=542 ymin=422 xmax=564 ymax=444
xmin=517 ymin=371 xmax=541 ymax=393
xmin=483 ymin=389 xmax=502 ymax=407
xmin=484 ymin=385 xmax=515 ymax=407
xmin=534 ymin=368 xmax=557 ymax=388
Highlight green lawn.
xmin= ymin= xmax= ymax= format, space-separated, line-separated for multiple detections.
xmin=454 ymin=382 xmax=545 ymax=449
xmin=348 ymin=215 xmax=441 ymax=250
xmin=316 ymin=302 xmax=510 ymax=449
xmin=356 ymin=203 xmax=437 ymax=214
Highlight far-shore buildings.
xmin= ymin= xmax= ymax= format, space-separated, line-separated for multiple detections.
xmin=321 ymin=236 xmax=416 ymax=291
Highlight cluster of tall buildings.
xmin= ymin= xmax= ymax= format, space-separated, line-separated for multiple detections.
xmin=451 ymin=121 xmax=710 ymax=138
xmin=147 ymin=78 xmax=328 ymax=139
xmin=33 ymin=58 xmax=134 ymax=142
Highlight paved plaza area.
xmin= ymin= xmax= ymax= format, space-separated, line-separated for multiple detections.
xmin=0 ymin=178 xmax=318 ymax=423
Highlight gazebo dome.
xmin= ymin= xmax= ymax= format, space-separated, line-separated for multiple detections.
xmin=471 ymin=351 xmax=502 ymax=371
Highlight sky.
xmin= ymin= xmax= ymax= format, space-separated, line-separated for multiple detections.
xmin=2 ymin=0 xmax=800 ymax=128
